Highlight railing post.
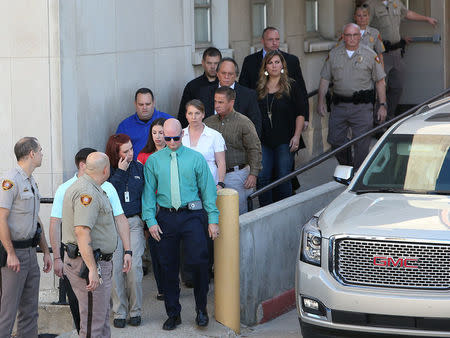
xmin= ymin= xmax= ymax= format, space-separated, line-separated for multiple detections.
xmin=214 ymin=188 xmax=240 ymax=334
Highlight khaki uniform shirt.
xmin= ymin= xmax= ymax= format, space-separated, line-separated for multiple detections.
xmin=320 ymin=44 xmax=386 ymax=97
xmin=0 ymin=166 xmax=40 ymax=241
xmin=204 ymin=110 xmax=262 ymax=177
xmin=365 ymin=0 xmax=408 ymax=44
xmin=62 ymin=175 xmax=117 ymax=254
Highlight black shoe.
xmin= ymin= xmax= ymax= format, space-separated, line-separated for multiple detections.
xmin=162 ymin=314 xmax=181 ymax=330
xmin=156 ymin=293 xmax=165 ymax=301
xmin=113 ymin=318 xmax=126 ymax=328
xmin=196 ymin=309 xmax=209 ymax=327
xmin=128 ymin=316 xmax=141 ymax=326
xmin=184 ymin=280 xmax=194 ymax=288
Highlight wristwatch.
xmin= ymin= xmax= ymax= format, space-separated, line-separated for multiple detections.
xmin=124 ymin=250 xmax=133 ymax=256
xmin=380 ymin=102 xmax=387 ymax=107
xmin=217 ymin=182 xmax=225 ymax=188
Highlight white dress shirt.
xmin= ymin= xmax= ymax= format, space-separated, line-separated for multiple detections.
xmin=182 ymin=124 xmax=226 ymax=183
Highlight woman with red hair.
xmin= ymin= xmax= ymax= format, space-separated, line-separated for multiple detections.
xmin=105 ymin=133 xmax=145 ymax=328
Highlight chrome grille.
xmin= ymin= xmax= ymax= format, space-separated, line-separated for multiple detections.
xmin=334 ymin=239 xmax=450 ymax=289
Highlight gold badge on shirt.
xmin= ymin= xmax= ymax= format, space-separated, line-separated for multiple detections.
xmin=369 ymin=36 xmax=374 ymax=43
xmin=2 ymin=180 xmax=14 ymax=191
xmin=80 ymin=194 xmax=93 ymax=206
xmin=393 ymin=2 xmax=398 ymax=8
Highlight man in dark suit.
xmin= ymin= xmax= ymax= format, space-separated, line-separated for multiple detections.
xmin=239 ymin=26 xmax=309 ymax=114
xmin=198 ymin=57 xmax=262 ymax=137
xmin=178 ymin=47 xmax=222 ymax=128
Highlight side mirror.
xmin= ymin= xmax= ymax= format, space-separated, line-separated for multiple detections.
xmin=333 ymin=165 xmax=354 ymax=185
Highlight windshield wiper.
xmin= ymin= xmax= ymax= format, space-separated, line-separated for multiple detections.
xmin=353 ymin=188 xmax=419 ymax=195
xmin=426 ymin=190 xmax=450 ymax=195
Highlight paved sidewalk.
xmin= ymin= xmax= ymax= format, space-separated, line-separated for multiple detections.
xmin=57 ymin=272 xmax=240 ymax=337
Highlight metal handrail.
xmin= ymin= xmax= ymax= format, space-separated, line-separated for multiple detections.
xmin=247 ymin=87 xmax=450 ymax=211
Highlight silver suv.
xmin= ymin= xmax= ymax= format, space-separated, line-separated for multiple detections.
xmin=296 ymin=97 xmax=450 ymax=337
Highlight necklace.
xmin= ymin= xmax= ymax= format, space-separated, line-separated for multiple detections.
xmin=266 ymin=93 xmax=275 ymax=127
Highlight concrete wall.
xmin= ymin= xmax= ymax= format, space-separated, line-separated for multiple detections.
xmin=59 ymin=0 xmax=195 ymax=179
xmin=0 ymin=0 xmax=62 ymax=196
xmin=0 ymin=0 xmax=62 ymax=292
xmin=239 ymin=182 xmax=345 ymax=325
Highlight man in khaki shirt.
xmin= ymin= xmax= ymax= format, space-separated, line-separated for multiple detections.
xmin=364 ymin=0 xmax=437 ymax=119
xmin=0 ymin=137 xmax=52 ymax=337
xmin=62 ymin=152 xmax=132 ymax=337
xmin=318 ymin=23 xmax=386 ymax=170
xmin=204 ymin=86 xmax=262 ymax=214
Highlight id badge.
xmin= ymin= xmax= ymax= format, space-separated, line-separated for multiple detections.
xmin=124 ymin=191 xmax=130 ymax=202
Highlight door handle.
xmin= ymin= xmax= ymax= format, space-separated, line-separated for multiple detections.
xmin=409 ymin=34 xmax=441 ymax=43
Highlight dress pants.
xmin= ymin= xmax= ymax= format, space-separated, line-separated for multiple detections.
xmin=112 ymin=215 xmax=145 ymax=319
xmin=156 ymin=208 xmax=209 ymax=318
xmin=0 ymin=247 xmax=40 ymax=338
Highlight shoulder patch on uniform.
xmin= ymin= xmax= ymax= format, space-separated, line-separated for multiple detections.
xmin=375 ymin=55 xmax=381 ymax=64
xmin=2 ymin=179 xmax=14 ymax=191
xmin=377 ymin=33 xmax=382 ymax=41
xmin=80 ymin=194 xmax=93 ymax=206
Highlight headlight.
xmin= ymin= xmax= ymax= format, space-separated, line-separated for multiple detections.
xmin=300 ymin=216 xmax=321 ymax=266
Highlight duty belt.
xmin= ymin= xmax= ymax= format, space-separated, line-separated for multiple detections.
xmin=384 ymin=39 xmax=406 ymax=56
xmin=64 ymin=244 xmax=113 ymax=261
xmin=12 ymin=238 xmax=37 ymax=249
xmin=332 ymin=89 xmax=375 ymax=105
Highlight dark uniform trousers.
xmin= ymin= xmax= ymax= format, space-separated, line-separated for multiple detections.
xmin=0 ymin=247 xmax=40 ymax=338
xmin=156 ymin=208 xmax=209 ymax=318
xmin=328 ymin=102 xmax=373 ymax=170
xmin=384 ymin=49 xmax=405 ymax=120
xmin=64 ymin=256 xmax=113 ymax=338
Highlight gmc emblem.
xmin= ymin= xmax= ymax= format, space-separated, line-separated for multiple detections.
xmin=373 ymin=256 xmax=419 ymax=268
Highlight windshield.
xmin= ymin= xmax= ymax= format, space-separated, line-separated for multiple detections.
xmin=352 ymin=134 xmax=450 ymax=194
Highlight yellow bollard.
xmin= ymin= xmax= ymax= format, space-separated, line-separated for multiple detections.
xmin=214 ymin=188 xmax=240 ymax=334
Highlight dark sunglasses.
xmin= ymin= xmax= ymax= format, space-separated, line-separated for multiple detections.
xmin=164 ymin=135 xmax=181 ymax=142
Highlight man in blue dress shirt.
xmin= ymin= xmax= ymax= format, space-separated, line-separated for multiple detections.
xmin=142 ymin=119 xmax=219 ymax=331
xmin=116 ymin=88 xmax=173 ymax=160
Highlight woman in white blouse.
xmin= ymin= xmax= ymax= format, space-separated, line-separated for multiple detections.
xmin=182 ymin=99 xmax=226 ymax=190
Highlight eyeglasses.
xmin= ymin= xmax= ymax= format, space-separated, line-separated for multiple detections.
xmin=344 ymin=33 xmax=360 ymax=38
xmin=164 ymin=135 xmax=181 ymax=142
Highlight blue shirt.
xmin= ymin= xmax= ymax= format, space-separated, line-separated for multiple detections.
xmin=116 ymin=110 xmax=173 ymax=160
xmin=142 ymin=145 xmax=219 ymax=226
xmin=108 ymin=161 xmax=144 ymax=217
xmin=51 ymin=174 xmax=124 ymax=218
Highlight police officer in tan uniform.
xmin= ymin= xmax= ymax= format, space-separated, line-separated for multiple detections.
xmin=62 ymin=152 xmax=132 ymax=337
xmin=338 ymin=6 xmax=385 ymax=62
xmin=318 ymin=23 xmax=387 ymax=170
xmin=0 ymin=137 xmax=52 ymax=337
xmin=355 ymin=5 xmax=385 ymax=61
xmin=364 ymin=0 xmax=437 ymax=119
